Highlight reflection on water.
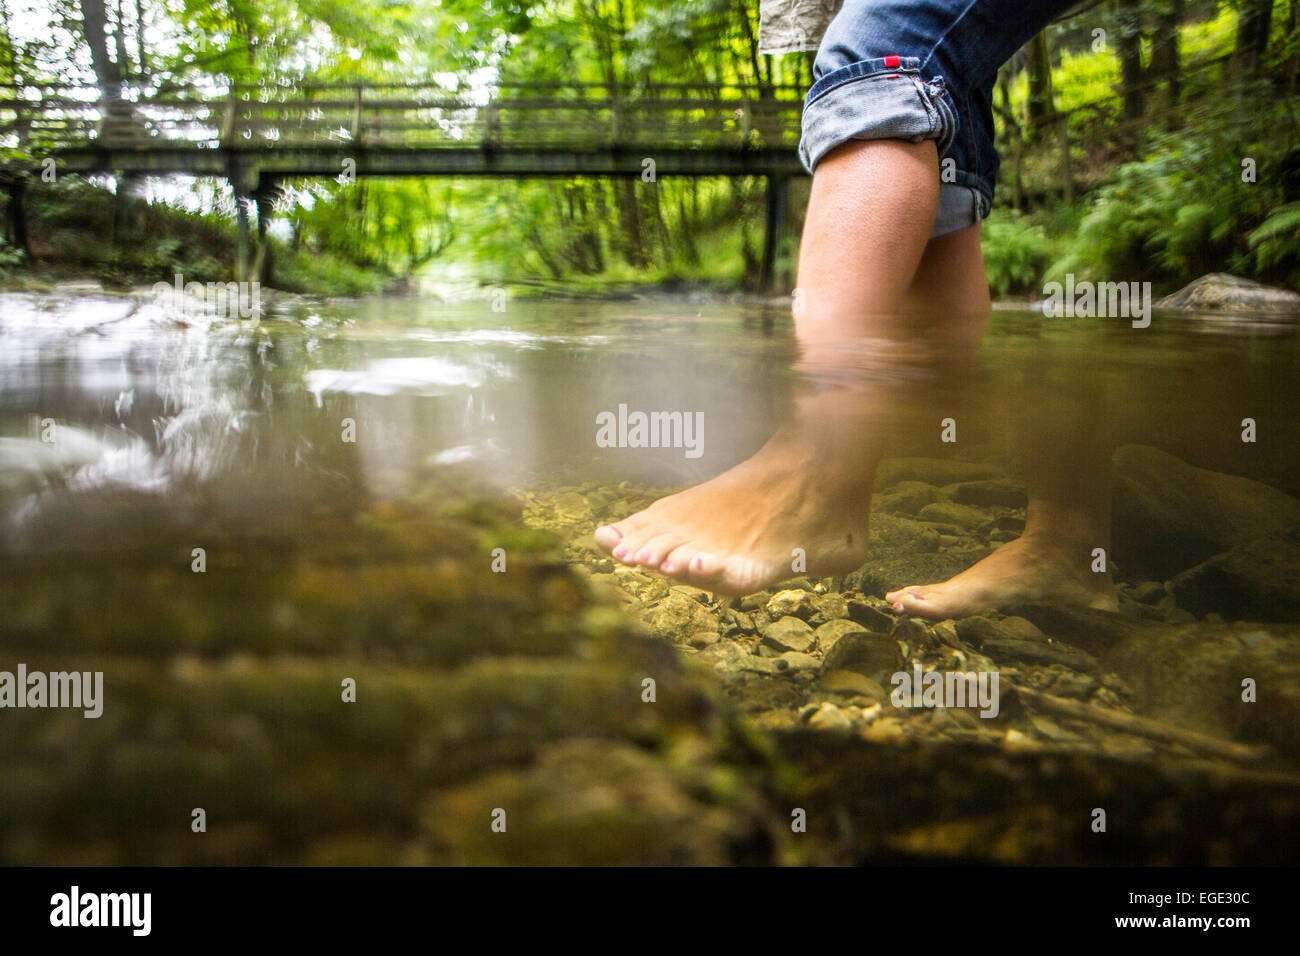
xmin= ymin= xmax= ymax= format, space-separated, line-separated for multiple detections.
xmin=1 ymin=289 xmax=1299 ymax=864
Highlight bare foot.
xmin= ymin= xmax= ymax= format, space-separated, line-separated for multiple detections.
xmin=885 ymin=534 xmax=1118 ymax=619
xmin=592 ymin=428 xmax=875 ymax=596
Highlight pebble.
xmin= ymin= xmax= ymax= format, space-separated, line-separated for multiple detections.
xmin=806 ymin=702 xmax=853 ymax=732
xmin=527 ymin=480 xmax=1283 ymax=772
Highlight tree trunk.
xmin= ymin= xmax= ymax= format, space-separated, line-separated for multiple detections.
xmin=615 ymin=179 xmax=646 ymax=267
xmin=1235 ymin=0 xmax=1274 ymax=77
xmin=6 ymin=182 xmax=29 ymax=256
xmin=134 ymin=0 xmax=146 ymax=77
xmin=1025 ymin=29 xmax=1056 ymax=137
xmin=79 ymin=0 xmax=122 ymax=102
xmin=1149 ymin=0 xmax=1183 ymax=116
xmin=1115 ymin=0 xmax=1145 ymax=121
xmin=996 ymin=66 xmax=1025 ymax=212
xmin=113 ymin=0 xmax=131 ymax=78
xmin=1289 ymin=0 xmax=1299 ymax=93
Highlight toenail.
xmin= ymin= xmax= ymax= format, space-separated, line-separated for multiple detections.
xmin=613 ymin=546 xmax=627 ymax=559
xmin=661 ymin=563 xmax=675 ymax=574
xmin=602 ymin=525 xmax=623 ymax=540
xmin=692 ymin=556 xmax=704 ymax=571
xmin=893 ymin=602 xmax=904 ymax=612
xmin=637 ymin=550 xmax=652 ymax=561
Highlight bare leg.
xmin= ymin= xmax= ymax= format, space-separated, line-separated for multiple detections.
xmin=886 ymin=385 xmax=1119 ymax=617
xmin=593 ymin=139 xmax=975 ymax=595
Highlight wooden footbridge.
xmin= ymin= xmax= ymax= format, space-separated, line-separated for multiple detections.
xmin=0 ymin=81 xmax=807 ymax=286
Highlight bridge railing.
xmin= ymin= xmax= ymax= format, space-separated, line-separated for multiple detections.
xmin=0 ymin=81 xmax=806 ymax=156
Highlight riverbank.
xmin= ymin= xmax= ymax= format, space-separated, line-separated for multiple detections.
xmin=5 ymin=169 xmax=1299 ymax=304
xmin=0 ymin=178 xmax=400 ymax=297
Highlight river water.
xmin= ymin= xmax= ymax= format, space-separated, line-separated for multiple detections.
xmin=1 ymin=288 xmax=1298 ymax=864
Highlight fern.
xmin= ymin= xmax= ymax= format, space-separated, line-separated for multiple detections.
xmin=1247 ymin=203 xmax=1300 ymax=273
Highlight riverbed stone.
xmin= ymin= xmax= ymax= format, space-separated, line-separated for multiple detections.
xmin=646 ymin=591 xmax=719 ymax=644
xmin=979 ymin=637 xmax=1100 ymax=674
xmin=814 ymin=618 xmax=871 ymax=654
xmin=874 ymin=457 xmax=1004 ymax=489
xmin=819 ymin=669 xmax=887 ymax=701
xmin=917 ymin=501 xmax=992 ymax=531
xmin=944 ymin=478 xmax=1028 ymax=509
xmin=1110 ymin=444 xmax=1300 ymax=579
xmin=811 ymin=591 xmax=848 ymax=623
xmin=853 ymin=550 xmax=995 ymax=602
xmin=1168 ymin=531 xmax=1300 ymax=621
xmin=845 ymin=597 xmax=897 ymax=632
xmin=997 ymin=616 xmax=1047 ymax=641
xmin=821 ymin=631 xmax=903 ymax=680
xmin=806 ymin=702 xmax=854 ymax=731
xmin=761 ymin=615 xmax=814 ymax=653
xmin=875 ymin=480 xmax=940 ymax=515
xmin=766 ymin=588 xmax=816 ymax=620
xmin=776 ymin=652 xmax=820 ymax=674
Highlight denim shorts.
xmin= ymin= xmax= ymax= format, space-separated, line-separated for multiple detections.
xmin=799 ymin=0 xmax=1080 ymax=236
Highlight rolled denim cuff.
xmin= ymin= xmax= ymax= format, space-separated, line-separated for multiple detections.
xmin=799 ymin=56 xmax=957 ymax=174
xmin=931 ymin=183 xmax=988 ymax=238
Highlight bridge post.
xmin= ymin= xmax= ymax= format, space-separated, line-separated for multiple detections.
xmin=227 ymin=158 xmax=258 ymax=283
xmin=254 ymin=184 xmax=275 ymax=288
xmin=760 ymin=174 xmax=789 ymax=293
xmin=234 ymin=193 xmax=251 ymax=283
xmin=4 ymin=179 xmax=29 ymax=257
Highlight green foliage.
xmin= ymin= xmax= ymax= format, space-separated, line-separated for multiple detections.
xmin=0 ymin=236 xmax=25 ymax=267
xmin=1247 ymin=202 xmax=1300 ymax=274
xmin=275 ymin=247 xmax=389 ymax=296
xmin=1045 ymin=99 xmax=1298 ymax=290
xmin=10 ymin=177 xmax=391 ymax=294
xmin=980 ymin=213 xmax=1054 ymax=297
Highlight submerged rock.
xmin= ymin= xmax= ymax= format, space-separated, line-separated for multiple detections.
xmin=943 ymin=477 xmax=1028 ymax=509
xmin=765 ymin=589 xmax=816 ymax=621
xmin=979 ymin=637 xmax=1100 ymax=674
xmin=1168 ymin=530 xmax=1300 ymax=621
xmin=646 ymin=591 xmax=719 ymax=645
xmin=805 ymin=702 xmax=853 ymax=732
xmin=814 ymin=618 xmax=871 ymax=654
xmin=1104 ymin=620 xmax=1300 ymax=758
xmin=1110 ymin=444 xmax=1300 ymax=579
xmin=820 ymin=630 xmax=902 ymax=680
xmin=515 ymin=480 xmax=1300 ymax=864
xmin=1003 ymin=602 xmax=1149 ymax=653
xmin=762 ymin=615 xmax=815 ymax=653
xmin=874 ymin=480 xmax=940 ymax=515
xmin=852 ymin=548 xmax=993 ymax=601
xmin=819 ymin=669 xmax=887 ymax=700
xmin=874 ymin=457 xmax=1004 ymax=489
xmin=917 ymin=500 xmax=992 ymax=531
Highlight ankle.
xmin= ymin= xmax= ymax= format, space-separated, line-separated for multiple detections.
xmin=1018 ymin=527 xmax=1109 ymax=563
